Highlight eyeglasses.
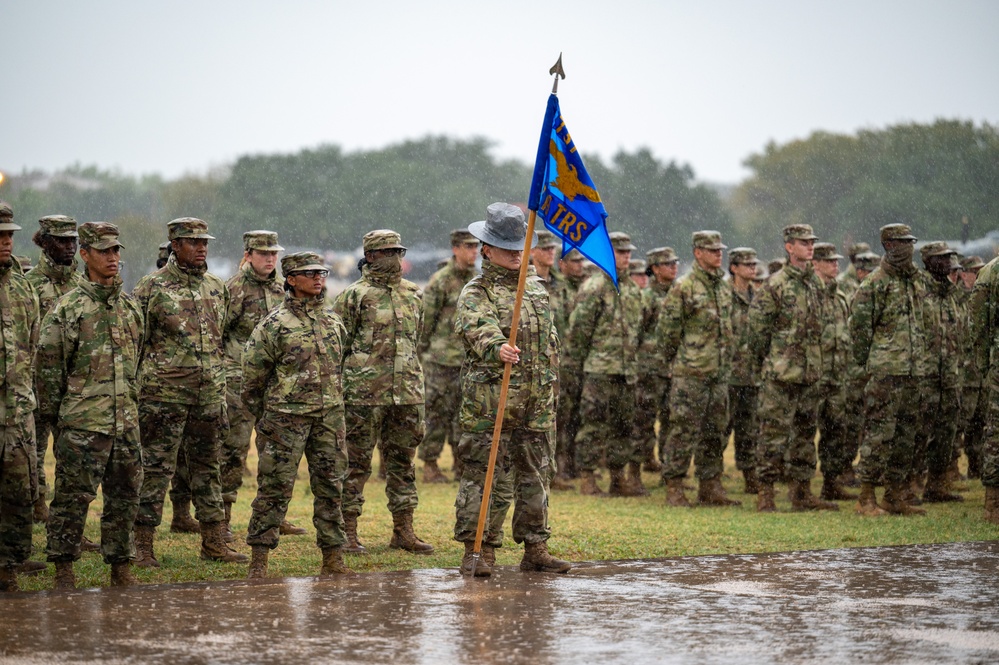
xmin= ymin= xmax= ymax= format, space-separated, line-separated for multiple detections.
xmin=292 ymin=270 xmax=329 ymax=278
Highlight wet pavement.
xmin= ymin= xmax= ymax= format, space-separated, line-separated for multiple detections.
xmin=1 ymin=541 xmax=997 ymax=664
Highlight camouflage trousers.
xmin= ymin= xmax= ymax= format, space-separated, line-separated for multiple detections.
xmin=35 ymin=415 xmax=56 ymax=500
xmin=45 ymin=428 xmax=142 ymax=564
xmin=246 ymin=409 xmax=348 ymax=550
xmin=631 ymin=373 xmax=670 ymax=465
xmin=728 ymin=384 xmax=759 ymax=472
xmin=0 ymin=416 xmax=36 ymax=566
xmin=958 ymin=385 xmax=986 ymax=475
xmin=756 ymin=380 xmax=820 ymax=485
xmin=817 ymin=382 xmax=852 ymax=480
xmin=220 ymin=384 xmax=255 ymax=503
xmin=663 ymin=374 xmax=728 ymax=481
xmin=913 ymin=380 xmax=960 ymax=478
xmin=556 ymin=367 xmax=583 ymax=475
xmin=857 ymin=376 xmax=920 ymax=486
xmin=842 ymin=375 xmax=868 ymax=474
xmin=575 ymin=373 xmax=636 ymax=472
xmin=343 ymin=404 xmax=424 ymax=518
xmin=137 ymin=400 xmax=228 ymax=528
xmin=982 ymin=379 xmax=999 ymax=488
xmin=418 ymin=363 xmax=461 ymax=463
xmin=453 ymin=428 xmax=551 ymax=546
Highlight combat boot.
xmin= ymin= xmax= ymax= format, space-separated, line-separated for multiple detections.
xmin=248 ymin=546 xmax=269 ymax=579
xmin=110 ymin=562 xmax=137 ymax=587
xmin=984 ymin=487 xmax=999 ymax=525
xmin=665 ymin=477 xmax=692 ymax=508
xmin=550 ymin=472 xmax=575 ymax=491
xmin=389 ymin=509 xmax=434 ymax=554
xmin=53 ymin=561 xmax=76 ymax=590
xmin=132 ymin=526 xmax=160 ymax=568
xmin=422 ymin=459 xmax=450 ymax=484
xmin=0 ymin=565 xmax=19 ymax=592
xmin=579 ymin=470 xmax=605 ymax=496
xmin=880 ymin=482 xmax=926 ymax=516
xmin=742 ymin=468 xmax=760 ymax=495
xmin=17 ymin=561 xmax=47 ymax=576
xmin=854 ymin=483 xmax=887 ymax=516
xmin=820 ymin=475 xmax=857 ymax=501
xmin=80 ymin=535 xmax=101 ymax=553
xmin=221 ymin=501 xmax=235 ymax=543
xmin=459 ymin=542 xmax=492 ymax=578
xmin=839 ymin=466 xmax=860 ymax=488
xmin=789 ymin=479 xmax=839 ymax=511
xmin=319 ymin=547 xmax=353 ymax=576
xmin=482 ymin=540 xmax=497 ymax=567
xmin=627 ymin=462 xmax=650 ymax=496
xmin=756 ymin=482 xmax=777 ymax=513
xmin=33 ymin=494 xmax=49 ymax=524
xmin=170 ymin=499 xmax=200 ymax=534
xmin=922 ymin=472 xmax=964 ymax=503
xmin=279 ymin=519 xmax=307 ymax=536
xmin=200 ymin=521 xmax=249 ymax=563
xmin=520 ymin=541 xmax=572 ymax=574
xmin=697 ymin=475 xmax=741 ymax=507
xmin=342 ymin=513 xmax=367 ymax=554
xmin=608 ymin=467 xmax=643 ymax=497
xmin=643 ymin=449 xmax=662 ymax=473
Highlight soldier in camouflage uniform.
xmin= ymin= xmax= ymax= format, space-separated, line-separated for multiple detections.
xmin=156 ymin=241 xmax=171 ymax=269
xmin=37 ymin=222 xmax=144 ymax=589
xmin=956 ymin=255 xmax=986 ymax=479
xmin=417 ymin=229 xmax=480 ymax=484
xmin=25 ymin=215 xmax=83 ymax=525
xmin=969 ymin=253 xmax=999 ymax=524
xmin=132 ymin=218 xmax=247 ymax=566
xmin=658 ymin=231 xmax=737 ymax=507
xmin=0 ymin=203 xmax=42 ymax=592
xmin=553 ymin=247 xmax=587 ymax=484
xmin=334 ymin=229 xmax=433 ymax=555
xmin=850 ymin=224 xmax=930 ymax=516
xmin=726 ymin=247 xmax=761 ymax=494
xmin=750 ymin=225 xmax=837 ymax=512
xmin=453 ymin=203 xmax=570 ymax=577
xmin=568 ymin=232 xmax=644 ymax=497
xmin=243 ymin=252 xmax=353 ymax=578
xmin=629 ymin=259 xmax=649 ymax=289
xmin=836 ymin=242 xmax=871 ymax=301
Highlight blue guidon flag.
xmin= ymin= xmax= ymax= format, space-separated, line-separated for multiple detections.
xmin=528 ymin=93 xmax=618 ymax=289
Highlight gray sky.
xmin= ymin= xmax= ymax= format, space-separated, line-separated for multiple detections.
xmin=3 ymin=0 xmax=997 ymax=184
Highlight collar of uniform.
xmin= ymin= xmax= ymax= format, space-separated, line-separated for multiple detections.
xmin=481 ymin=257 xmax=519 ymax=286
xmin=167 ymin=253 xmax=207 ymax=280
xmin=38 ymin=252 xmax=79 ymax=284
xmin=242 ymin=261 xmax=277 ymax=285
xmin=79 ymin=275 xmax=123 ymax=303
xmin=692 ymin=261 xmax=724 ymax=283
xmin=285 ymin=289 xmax=327 ymax=317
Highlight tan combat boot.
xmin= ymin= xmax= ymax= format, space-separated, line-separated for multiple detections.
xmin=880 ymin=482 xmax=927 ymax=516
xmin=320 ymin=547 xmax=353 ymax=576
xmin=132 ymin=525 xmax=160 ymax=568
xmin=279 ymin=519 xmax=307 ymax=535
xmin=922 ymin=472 xmax=964 ymax=503
xmin=854 ymin=483 xmax=887 ymax=516
xmin=200 ymin=521 xmax=250 ymax=563
xmin=984 ymin=487 xmax=999 ymax=525
xmin=221 ymin=501 xmax=235 ymax=543
xmin=698 ymin=475 xmax=741 ymax=507
xmin=756 ymin=482 xmax=777 ymax=513
xmin=520 ymin=541 xmax=572 ymax=574
xmin=742 ymin=468 xmax=760 ymax=495
xmin=18 ymin=561 xmax=47 ymax=575
xmin=789 ymin=479 xmax=839 ymax=511
xmin=608 ymin=467 xmax=643 ymax=497
xmin=579 ymin=470 xmax=605 ymax=496
xmin=53 ymin=561 xmax=76 ymax=590
xmin=459 ymin=542 xmax=492 ymax=578
xmin=820 ymin=475 xmax=857 ymax=501
xmin=33 ymin=494 xmax=49 ymax=524
xmin=0 ymin=565 xmax=19 ymax=592
xmin=248 ymin=546 xmax=269 ymax=579
xmin=422 ymin=459 xmax=450 ymax=484
xmin=643 ymin=450 xmax=662 ymax=473
xmin=666 ymin=477 xmax=692 ymax=508
xmin=110 ymin=562 xmax=137 ymax=587
xmin=342 ymin=513 xmax=367 ymax=554
xmin=170 ymin=499 xmax=200 ymax=534
xmin=389 ymin=509 xmax=434 ymax=554
xmin=627 ymin=462 xmax=650 ymax=496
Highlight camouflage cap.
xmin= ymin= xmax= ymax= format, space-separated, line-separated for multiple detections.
xmin=16 ymin=256 xmax=32 ymax=271
xmin=168 ymin=217 xmax=216 ymax=241
xmin=609 ymin=231 xmax=638 ymax=251
xmin=783 ymin=224 xmax=818 ymax=242
xmin=919 ymin=241 xmax=957 ymax=262
xmin=561 ymin=247 xmax=584 ymax=261
xmin=281 ymin=251 xmax=327 ymax=274
xmin=363 ymin=229 xmax=407 ymax=253
xmin=646 ymin=246 xmax=678 ymax=266
xmin=158 ymin=241 xmax=171 ymax=262
xmin=880 ymin=223 xmax=917 ymax=243
xmin=768 ymin=258 xmax=786 ymax=274
xmin=450 ymin=229 xmax=479 ymax=246
xmin=469 ymin=202 xmax=536 ymax=251
xmin=961 ymin=255 xmax=986 ymax=271
xmin=855 ymin=251 xmax=881 ymax=271
xmin=728 ymin=247 xmax=759 ymax=265
xmin=243 ymin=230 xmax=284 ymax=252
xmin=0 ymin=201 xmax=19 ymax=231
xmin=753 ymin=263 xmax=770 ymax=281
xmin=848 ymin=242 xmax=871 ymax=258
xmin=629 ymin=259 xmax=647 ymax=274
xmin=38 ymin=214 xmax=78 ymax=238
xmin=79 ymin=221 xmax=123 ymax=250
xmin=812 ymin=242 xmax=844 ymax=261
xmin=692 ymin=230 xmax=726 ymax=251
xmin=535 ymin=229 xmax=559 ymax=249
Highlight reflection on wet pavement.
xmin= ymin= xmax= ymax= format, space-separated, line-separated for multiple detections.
xmin=0 ymin=541 xmax=996 ymax=664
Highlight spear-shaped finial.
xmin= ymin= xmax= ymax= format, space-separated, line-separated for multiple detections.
xmin=550 ymin=53 xmax=565 ymax=94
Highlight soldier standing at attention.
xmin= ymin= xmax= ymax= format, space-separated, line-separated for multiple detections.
xmin=243 ymin=252 xmax=353 ymax=578
xmin=38 ymin=223 xmax=144 ymax=589
xmin=417 ymin=229 xmax=480 ymax=484
xmin=25 ymin=215 xmax=83 ymax=526
xmin=957 ymin=255 xmax=987 ymax=479
xmin=334 ymin=230 xmax=433 ymax=555
xmin=0 ymin=203 xmax=42 ymax=592
xmin=132 ymin=218 xmax=247 ymax=566
xmin=629 ymin=259 xmax=649 ymax=289
xmin=836 ymin=242 xmax=871 ymax=301
xmin=726 ymin=247 xmax=762 ymax=495
xmin=969 ymin=252 xmax=999 ymax=524
xmin=850 ymin=224 xmax=929 ymax=516
xmin=453 ymin=202 xmax=570 ymax=577
xmin=750 ymin=225 xmax=837 ymax=512
xmin=552 ymin=247 xmax=586 ymax=486
xmin=568 ymin=231 xmax=643 ymax=497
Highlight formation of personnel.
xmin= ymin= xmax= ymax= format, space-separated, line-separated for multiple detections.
xmin=1 ymin=193 xmax=997 ymax=592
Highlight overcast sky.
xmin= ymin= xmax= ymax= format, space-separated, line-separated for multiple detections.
xmin=3 ymin=0 xmax=997 ymax=185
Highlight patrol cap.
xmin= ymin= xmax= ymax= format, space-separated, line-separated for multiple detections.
xmin=848 ymin=242 xmax=871 ymax=258
xmin=629 ymin=259 xmax=647 ymax=274
xmin=646 ymin=247 xmax=678 ymax=266
xmin=16 ymin=256 xmax=32 ymax=271
xmin=281 ymin=251 xmax=326 ymax=274
xmin=79 ymin=222 xmax=123 ymax=250
xmin=469 ymin=202 xmax=536 ymax=251
xmin=450 ymin=229 xmax=479 ymax=246
xmin=880 ymin=223 xmax=917 ymax=243
xmin=728 ymin=247 xmax=759 ymax=265
xmin=243 ymin=230 xmax=284 ymax=252
xmin=38 ymin=215 xmax=78 ymax=238
xmin=812 ymin=243 xmax=844 ymax=261
xmin=0 ymin=201 xmax=19 ymax=231
xmin=535 ymin=229 xmax=559 ymax=249
xmin=961 ymin=255 xmax=986 ymax=271
xmin=158 ymin=241 xmax=171 ymax=262
xmin=562 ymin=248 xmax=584 ymax=261
xmin=783 ymin=224 xmax=818 ymax=242
xmin=753 ymin=263 xmax=770 ymax=281
xmin=919 ymin=241 xmax=957 ymax=262
xmin=609 ymin=231 xmax=638 ymax=251
xmin=855 ymin=251 xmax=881 ymax=271
xmin=363 ymin=229 xmax=407 ymax=253
xmin=168 ymin=217 xmax=216 ymax=241
xmin=692 ymin=230 xmax=726 ymax=251
xmin=768 ymin=258 xmax=786 ymax=274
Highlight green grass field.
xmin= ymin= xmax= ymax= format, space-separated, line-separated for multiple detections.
xmin=18 ymin=440 xmax=998 ymax=592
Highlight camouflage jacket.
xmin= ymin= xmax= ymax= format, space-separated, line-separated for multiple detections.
xmin=241 ymin=290 xmax=346 ymax=419
xmin=970 ymin=257 xmax=999 ymax=380
xmin=417 ymin=258 xmax=476 ymax=367
xmin=454 ymin=259 xmax=558 ymax=432
xmin=636 ymin=279 xmax=673 ymax=378
xmin=836 ymin=263 xmax=861 ymax=302
xmin=849 ymin=259 xmax=930 ymax=378
xmin=0 ymin=263 xmax=40 ymax=425
xmin=566 ymin=268 xmax=641 ymax=378
xmin=536 ymin=269 xmax=569 ymax=338
xmin=657 ymin=262 xmax=732 ymax=380
xmin=729 ymin=282 xmax=759 ymax=387
xmin=25 ymin=253 xmax=83 ymax=319
xmin=333 ymin=265 xmax=424 ymax=406
xmin=223 ymin=263 xmax=284 ymax=382
xmin=749 ymin=262 xmax=824 ymax=385
xmin=955 ymin=288 xmax=981 ymax=388
xmin=132 ymin=255 xmax=229 ymax=405
xmin=36 ymin=277 xmax=143 ymax=436
xmin=818 ymin=279 xmax=851 ymax=386
xmin=920 ymin=273 xmax=963 ymax=387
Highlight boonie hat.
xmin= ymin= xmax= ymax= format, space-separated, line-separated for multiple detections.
xmin=468 ymin=202 xmax=537 ymax=251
